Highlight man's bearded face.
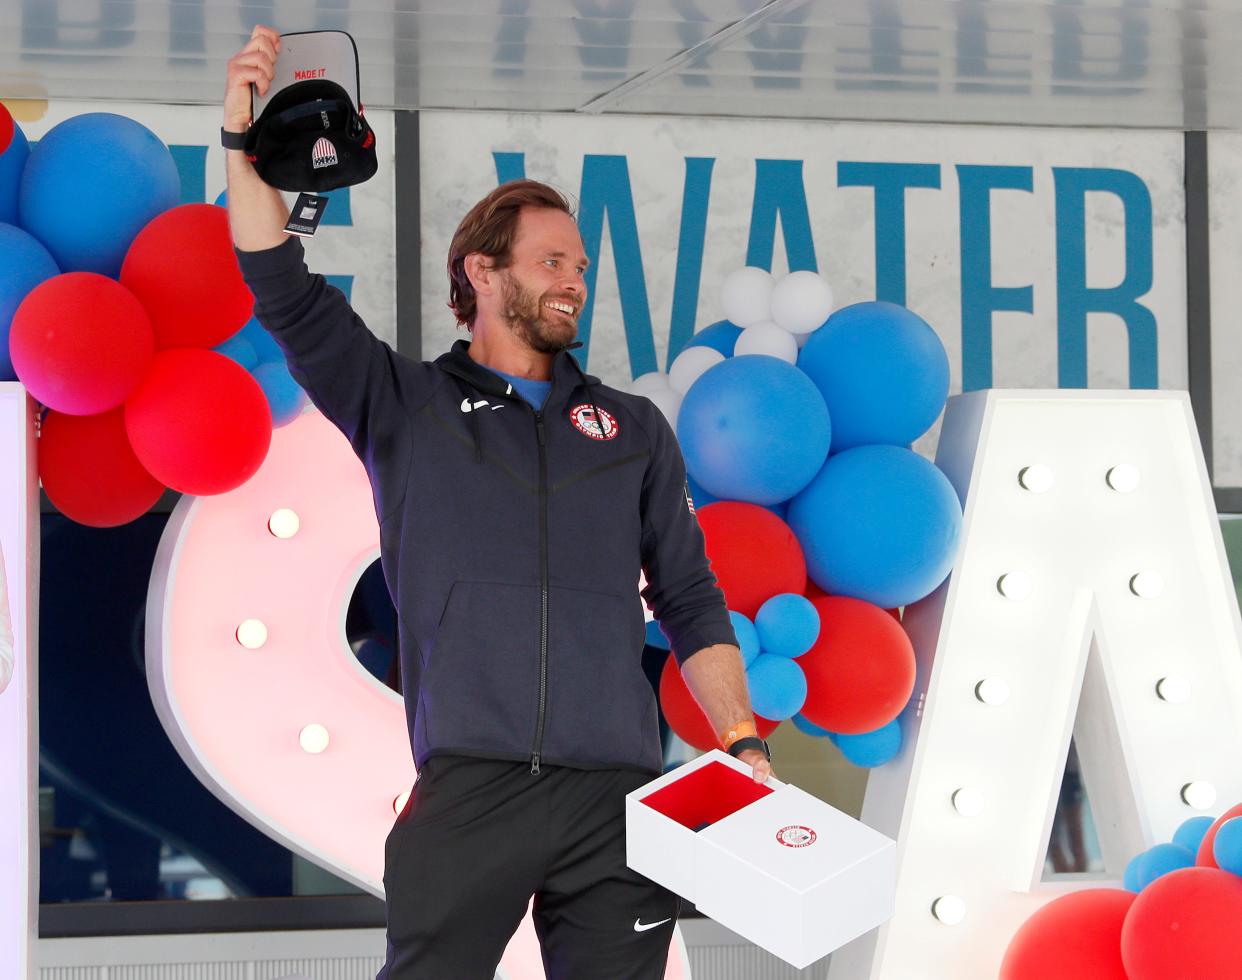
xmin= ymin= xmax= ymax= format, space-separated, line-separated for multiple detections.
xmin=498 ymin=268 xmax=580 ymax=355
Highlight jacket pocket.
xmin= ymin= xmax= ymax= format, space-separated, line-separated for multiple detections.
xmin=419 ymin=580 xmax=542 ymax=754
xmin=542 ymin=584 xmax=654 ymax=767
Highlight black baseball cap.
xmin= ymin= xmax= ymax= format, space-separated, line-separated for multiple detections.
xmin=244 ymin=30 xmax=377 ymax=193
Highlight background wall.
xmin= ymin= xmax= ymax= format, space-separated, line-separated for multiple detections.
xmin=420 ymin=110 xmax=1188 ymax=465
xmin=1209 ymin=131 xmax=1242 ymax=491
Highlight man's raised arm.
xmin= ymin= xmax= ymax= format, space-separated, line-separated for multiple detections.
xmin=223 ymin=25 xmax=289 ymax=253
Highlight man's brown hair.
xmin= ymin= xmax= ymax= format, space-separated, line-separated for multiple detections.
xmin=447 ymin=179 xmax=576 ymax=328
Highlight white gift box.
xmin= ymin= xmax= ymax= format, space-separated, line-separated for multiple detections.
xmin=626 ymin=749 xmax=896 ymax=969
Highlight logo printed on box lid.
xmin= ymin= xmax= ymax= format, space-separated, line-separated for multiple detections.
xmin=776 ymin=825 xmax=817 ymax=848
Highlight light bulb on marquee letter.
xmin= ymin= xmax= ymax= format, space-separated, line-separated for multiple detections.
xmin=1017 ymin=465 xmax=1053 ymax=493
xmin=299 ymin=723 xmax=330 ymax=754
xmin=974 ymin=678 xmax=1009 ymax=706
xmin=1106 ymin=464 xmax=1140 ymax=493
xmin=1181 ymin=782 xmax=1217 ymax=810
xmin=996 ymin=572 xmax=1031 ymax=600
xmin=931 ymin=896 xmax=966 ymax=925
xmin=951 ymin=788 xmax=985 ymax=818
xmin=1129 ymin=571 xmax=1164 ymax=598
xmin=236 ymin=618 xmax=268 ymax=649
xmin=1156 ymin=675 xmax=1190 ymax=703
xmin=268 ymin=508 xmax=301 ymax=538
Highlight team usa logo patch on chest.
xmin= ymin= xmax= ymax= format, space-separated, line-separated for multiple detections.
xmin=569 ymin=404 xmax=619 ymax=441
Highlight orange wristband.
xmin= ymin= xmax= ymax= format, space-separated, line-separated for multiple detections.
xmin=720 ymin=720 xmax=758 ymax=751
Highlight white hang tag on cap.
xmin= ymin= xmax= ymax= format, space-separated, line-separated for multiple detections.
xmin=284 ymin=193 xmax=328 ymax=238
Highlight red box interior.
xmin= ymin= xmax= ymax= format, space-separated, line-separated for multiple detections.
xmin=639 ymin=760 xmax=774 ymax=831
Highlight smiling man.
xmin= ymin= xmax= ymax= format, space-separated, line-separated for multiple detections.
xmin=224 ymin=25 xmax=772 ymax=979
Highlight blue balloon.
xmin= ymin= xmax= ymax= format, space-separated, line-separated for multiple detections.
xmin=797 ymin=301 xmax=949 ymax=452
xmin=214 ymin=188 xmax=228 ymax=208
xmin=239 ymin=317 xmax=284 ymax=366
xmin=746 ymin=653 xmax=807 ymax=720
xmin=729 ymin=611 xmax=760 ymax=666
xmin=791 ymin=712 xmax=833 ymax=738
xmin=644 ymin=619 xmax=670 ymax=650
xmin=19 ymin=113 xmax=179 ymax=277
xmin=685 ymin=473 xmax=719 ymax=511
xmin=679 ymin=354 xmax=830 ymax=505
xmin=684 ymin=319 xmax=742 ymax=357
xmin=0 ymin=123 xmax=30 ymax=225
xmin=1132 ymin=843 xmax=1195 ymax=890
xmin=213 ymin=334 xmax=258 ymax=371
xmin=788 ymin=445 xmax=961 ymax=608
xmin=1213 ymin=817 xmax=1242 ymax=876
xmin=836 ymin=720 xmax=902 ymax=768
xmin=0 ymin=223 xmax=60 ymax=380
xmin=755 ymin=593 xmax=820 ymax=658
xmin=1123 ymin=852 xmax=1144 ymax=893
xmin=1172 ymin=815 xmax=1216 ymax=855
xmin=252 ymin=359 xmax=307 ymax=427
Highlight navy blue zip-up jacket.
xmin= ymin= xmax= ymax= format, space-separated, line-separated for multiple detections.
xmin=236 ymin=237 xmax=736 ymax=775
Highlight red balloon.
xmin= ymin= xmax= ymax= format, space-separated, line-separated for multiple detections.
xmin=1196 ymin=802 xmax=1242 ymax=868
xmin=697 ymin=502 xmax=806 ymax=619
xmin=9 ymin=273 xmax=153 ymax=415
xmin=121 ymin=203 xmax=253 ymax=349
xmin=1000 ymin=889 xmax=1134 ymax=980
xmin=125 ymin=349 xmax=271 ymax=495
xmin=0 ymin=102 xmax=13 ymax=155
xmin=798 ymin=596 xmax=915 ymax=734
xmin=658 ymin=653 xmax=777 ymax=751
xmin=39 ymin=409 xmax=164 ymax=527
xmin=1121 ymin=867 xmax=1242 ymax=979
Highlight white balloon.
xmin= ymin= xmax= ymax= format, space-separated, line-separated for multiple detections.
xmin=734 ymin=321 xmax=799 ymax=363
xmin=770 ymin=270 xmax=834 ymax=335
xmin=668 ymin=346 xmax=724 ymax=395
xmin=629 ymin=371 xmax=672 ymax=397
xmin=719 ymin=267 xmax=775 ymax=328
xmin=796 ymin=328 xmax=816 ymax=349
xmin=645 ymin=386 xmax=683 ymax=432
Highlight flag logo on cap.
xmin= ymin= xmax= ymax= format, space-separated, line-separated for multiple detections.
xmin=311 ymin=137 xmax=339 ymax=170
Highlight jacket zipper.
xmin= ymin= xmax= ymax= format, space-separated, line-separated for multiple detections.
xmin=531 ymin=409 xmax=549 ymax=775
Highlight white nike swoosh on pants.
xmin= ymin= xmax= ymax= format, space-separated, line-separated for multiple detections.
xmin=633 ymin=917 xmax=672 ymax=932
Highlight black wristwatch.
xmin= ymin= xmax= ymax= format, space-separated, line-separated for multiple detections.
xmin=220 ymin=127 xmax=247 ymax=150
xmin=727 ymin=736 xmax=771 ymax=762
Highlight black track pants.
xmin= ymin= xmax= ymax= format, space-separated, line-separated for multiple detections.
xmin=376 ymin=755 xmax=682 ymax=980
